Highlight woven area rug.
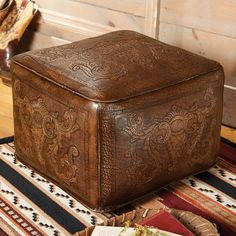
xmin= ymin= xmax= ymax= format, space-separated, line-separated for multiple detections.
xmin=113 ymin=141 xmax=236 ymax=236
xmin=0 ymin=141 xmax=236 ymax=236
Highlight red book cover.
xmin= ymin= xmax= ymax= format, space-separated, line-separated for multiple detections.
xmin=140 ymin=210 xmax=194 ymax=236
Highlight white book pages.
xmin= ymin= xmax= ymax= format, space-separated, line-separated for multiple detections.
xmin=91 ymin=226 xmax=182 ymax=236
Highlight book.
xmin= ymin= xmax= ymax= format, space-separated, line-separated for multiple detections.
xmin=140 ymin=210 xmax=194 ymax=236
xmin=91 ymin=226 xmax=182 ymax=236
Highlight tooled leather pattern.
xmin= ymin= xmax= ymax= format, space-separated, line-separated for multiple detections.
xmin=100 ymin=117 xmax=116 ymax=201
xmin=123 ymin=88 xmax=216 ymax=185
xmin=100 ymin=88 xmax=217 ymax=202
xmin=26 ymin=31 xmax=193 ymax=82
xmin=13 ymin=79 xmax=84 ymax=185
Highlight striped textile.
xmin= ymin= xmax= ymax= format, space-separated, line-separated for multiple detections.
xmin=114 ymin=142 xmax=236 ymax=236
xmin=0 ymin=136 xmax=14 ymax=145
xmin=0 ymin=143 xmax=105 ymax=236
xmin=0 ymin=141 xmax=236 ymax=235
xmin=156 ymin=142 xmax=236 ymax=235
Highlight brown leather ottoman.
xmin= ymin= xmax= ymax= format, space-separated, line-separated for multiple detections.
xmin=11 ymin=30 xmax=224 ymax=211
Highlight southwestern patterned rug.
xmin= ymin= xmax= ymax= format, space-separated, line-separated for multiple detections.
xmin=0 ymin=141 xmax=235 ymax=235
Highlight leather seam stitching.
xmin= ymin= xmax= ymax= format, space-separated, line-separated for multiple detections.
xmin=11 ymin=60 xmax=222 ymax=103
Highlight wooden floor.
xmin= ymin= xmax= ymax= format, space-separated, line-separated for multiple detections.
xmin=0 ymin=78 xmax=14 ymax=138
xmin=0 ymin=78 xmax=236 ymax=143
xmin=221 ymin=125 xmax=236 ymax=143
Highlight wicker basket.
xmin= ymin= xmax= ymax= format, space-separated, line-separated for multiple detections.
xmin=74 ymin=208 xmax=218 ymax=236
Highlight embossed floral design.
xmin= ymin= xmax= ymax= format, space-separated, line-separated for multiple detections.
xmin=123 ymin=89 xmax=216 ymax=186
xmin=14 ymin=80 xmax=80 ymax=183
xmin=69 ymin=60 xmax=127 ymax=81
xmin=29 ymin=32 xmax=193 ymax=83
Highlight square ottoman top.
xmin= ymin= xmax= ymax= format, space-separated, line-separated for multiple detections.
xmin=12 ymin=30 xmax=221 ymax=102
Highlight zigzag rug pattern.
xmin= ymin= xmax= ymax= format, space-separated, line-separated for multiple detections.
xmin=0 ymin=142 xmax=236 ymax=235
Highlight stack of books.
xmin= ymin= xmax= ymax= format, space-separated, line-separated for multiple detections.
xmin=91 ymin=209 xmax=194 ymax=236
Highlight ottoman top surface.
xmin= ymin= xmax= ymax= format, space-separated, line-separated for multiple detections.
xmin=12 ymin=30 xmax=220 ymax=102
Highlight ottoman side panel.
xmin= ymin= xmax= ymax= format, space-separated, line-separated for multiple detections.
xmin=11 ymin=64 xmax=100 ymax=208
xmin=99 ymin=68 xmax=224 ymax=209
